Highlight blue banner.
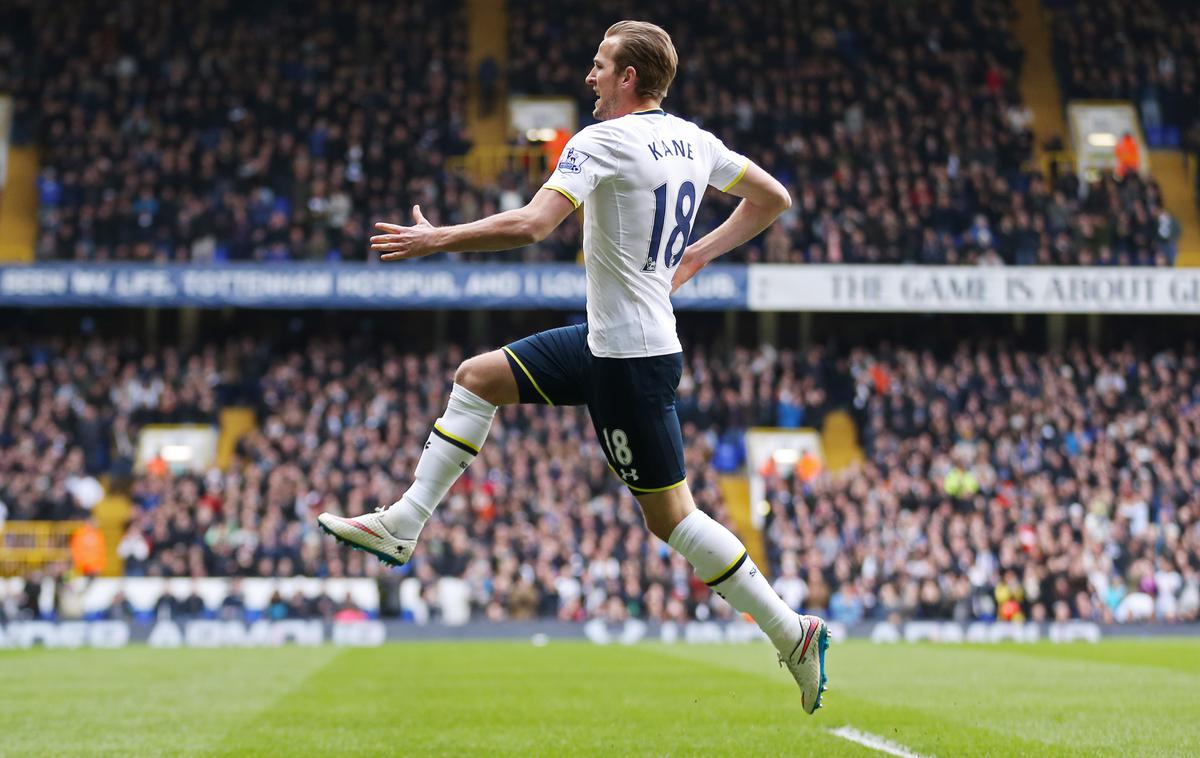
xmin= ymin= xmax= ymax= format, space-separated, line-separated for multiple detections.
xmin=0 ymin=263 xmax=747 ymax=310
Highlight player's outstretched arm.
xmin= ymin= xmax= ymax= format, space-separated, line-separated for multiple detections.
xmin=371 ymin=188 xmax=576 ymax=261
xmin=671 ymin=162 xmax=790 ymax=292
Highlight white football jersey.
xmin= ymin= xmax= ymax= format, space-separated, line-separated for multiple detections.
xmin=543 ymin=110 xmax=749 ymax=358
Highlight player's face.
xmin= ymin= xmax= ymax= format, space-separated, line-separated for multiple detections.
xmin=586 ymin=37 xmax=622 ymax=120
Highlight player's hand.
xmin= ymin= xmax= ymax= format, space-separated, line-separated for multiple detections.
xmin=371 ymin=205 xmax=438 ymax=261
xmin=671 ymin=247 xmax=704 ymax=293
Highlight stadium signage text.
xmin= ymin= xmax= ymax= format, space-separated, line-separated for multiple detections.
xmin=582 ymin=618 xmax=769 ymax=645
xmin=583 ymin=620 xmax=1102 ymax=645
xmin=0 ymin=619 xmax=1106 ymax=648
xmin=0 ymin=264 xmax=745 ymax=310
xmin=0 ymin=620 xmax=385 ymax=648
xmin=867 ymin=620 xmax=1101 ymax=644
xmin=749 ymin=265 xmax=1200 ymax=313
xmin=3 ymin=263 xmax=1199 ymax=313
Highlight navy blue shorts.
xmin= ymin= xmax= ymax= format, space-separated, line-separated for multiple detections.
xmin=502 ymin=324 xmax=686 ymax=493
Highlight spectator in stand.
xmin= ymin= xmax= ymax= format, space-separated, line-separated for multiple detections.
xmin=106 ymin=591 xmax=137 ymax=623
xmin=334 ymin=595 xmax=369 ymax=622
xmin=1115 ymin=132 xmax=1140 ymax=179
xmin=69 ymin=519 xmax=106 ymax=577
xmin=54 ymin=575 xmax=86 ymax=621
xmin=265 ymin=591 xmax=290 ymax=622
xmin=219 ymin=579 xmax=247 ymax=621
xmin=176 ymin=584 xmax=209 ymax=621
xmin=117 ymin=524 xmax=151 ymax=577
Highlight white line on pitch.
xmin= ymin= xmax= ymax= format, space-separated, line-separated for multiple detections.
xmin=827 ymin=726 xmax=932 ymax=758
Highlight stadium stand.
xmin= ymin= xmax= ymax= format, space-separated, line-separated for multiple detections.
xmin=1049 ymin=0 xmax=1200 ymax=149
xmin=760 ymin=340 xmax=1200 ymax=625
xmin=3 ymin=0 xmax=480 ymax=263
xmin=508 ymin=0 xmax=1177 ymax=265
xmin=0 ymin=336 xmax=220 ymax=523
xmin=0 ymin=0 xmax=1184 ymax=265
xmin=2 ymin=331 xmax=1197 ymax=625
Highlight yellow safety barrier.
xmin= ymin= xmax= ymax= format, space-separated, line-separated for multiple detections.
xmin=0 ymin=145 xmax=40 ymax=262
xmin=0 ymin=521 xmax=82 ymax=577
xmin=448 ymin=146 xmax=554 ymax=186
xmin=465 ymin=0 xmax=508 ymax=148
xmin=717 ymin=475 xmax=769 ymax=577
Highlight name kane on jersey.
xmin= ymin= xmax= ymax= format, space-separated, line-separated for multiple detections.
xmin=647 ymin=139 xmax=694 ymax=161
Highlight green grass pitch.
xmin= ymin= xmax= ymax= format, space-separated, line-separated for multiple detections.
xmin=2 ymin=639 xmax=1198 ymax=756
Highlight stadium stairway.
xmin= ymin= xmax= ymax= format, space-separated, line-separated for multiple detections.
xmin=218 ymin=407 xmax=257 ymax=469
xmin=1149 ymin=151 xmax=1200 ymax=266
xmin=1013 ymin=0 xmax=1066 ymax=174
xmin=454 ymin=0 xmax=558 ymax=186
xmin=0 ymin=145 xmax=37 ymax=262
xmin=465 ymin=0 xmax=509 ymax=148
xmin=821 ymin=410 xmax=863 ymax=472
xmin=718 ymin=412 xmax=863 ymax=579
xmin=93 ymin=483 xmax=132 ymax=577
xmin=81 ymin=409 xmax=257 ymax=576
xmin=717 ymin=475 xmax=768 ymax=576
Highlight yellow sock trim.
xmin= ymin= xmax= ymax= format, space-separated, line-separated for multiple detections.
xmin=703 ymin=549 xmax=748 ymax=586
xmin=502 ymin=346 xmax=554 ymax=406
xmin=432 ymin=423 xmax=480 ymax=455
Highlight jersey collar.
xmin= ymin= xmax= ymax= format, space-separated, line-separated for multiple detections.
xmin=631 ymin=108 xmax=665 ymax=116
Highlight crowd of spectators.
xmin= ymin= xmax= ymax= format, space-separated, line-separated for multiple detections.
xmin=0 ymin=332 xmax=737 ymax=624
xmin=759 ymin=341 xmax=1200 ymax=625
xmin=0 ymin=336 xmax=223 ymax=523
xmin=1050 ymin=0 xmax=1200 ymax=148
xmin=3 ymin=0 xmax=487 ymax=263
xmin=3 ymin=328 xmax=1197 ymax=625
xmin=0 ymin=574 xmax=368 ymax=624
xmin=510 ymin=0 xmax=1179 ymax=266
xmin=120 ymin=336 xmax=742 ymax=625
xmin=2 ymin=0 xmax=1186 ymax=265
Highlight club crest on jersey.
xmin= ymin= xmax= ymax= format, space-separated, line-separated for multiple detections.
xmin=557 ymin=147 xmax=591 ymax=174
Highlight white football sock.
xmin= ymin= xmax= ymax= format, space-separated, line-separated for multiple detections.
xmin=668 ymin=509 xmax=801 ymax=650
xmin=380 ymin=383 xmax=496 ymax=538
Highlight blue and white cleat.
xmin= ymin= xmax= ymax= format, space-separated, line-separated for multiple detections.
xmin=780 ymin=614 xmax=831 ymax=715
xmin=317 ymin=511 xmax=416 ymax=568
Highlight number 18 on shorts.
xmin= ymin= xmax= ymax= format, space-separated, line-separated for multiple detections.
xmin=588 ymin=354 xmax=687 ymax=494
xmin=602 ymin=427 xmax=637 ymax=481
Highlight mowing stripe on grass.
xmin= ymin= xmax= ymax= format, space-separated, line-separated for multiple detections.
xmin=829 ymin=726 xmax=931 ymax=758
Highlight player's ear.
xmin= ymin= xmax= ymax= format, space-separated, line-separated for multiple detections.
xmin=622 ymin=66 xmax=637 ymax=91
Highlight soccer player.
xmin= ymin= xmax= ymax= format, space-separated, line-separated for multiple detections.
xmin=319 ymin=20 xmax=830 ymax=713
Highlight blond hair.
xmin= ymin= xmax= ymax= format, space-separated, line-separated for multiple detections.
xmin=604 ymin=21 xmax=678 ymax=101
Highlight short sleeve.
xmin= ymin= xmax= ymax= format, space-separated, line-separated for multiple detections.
xmin=542 ymin=128 xmax=618 ymax=209
xmin=705 ymin=131 xmax=751 ymax=192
